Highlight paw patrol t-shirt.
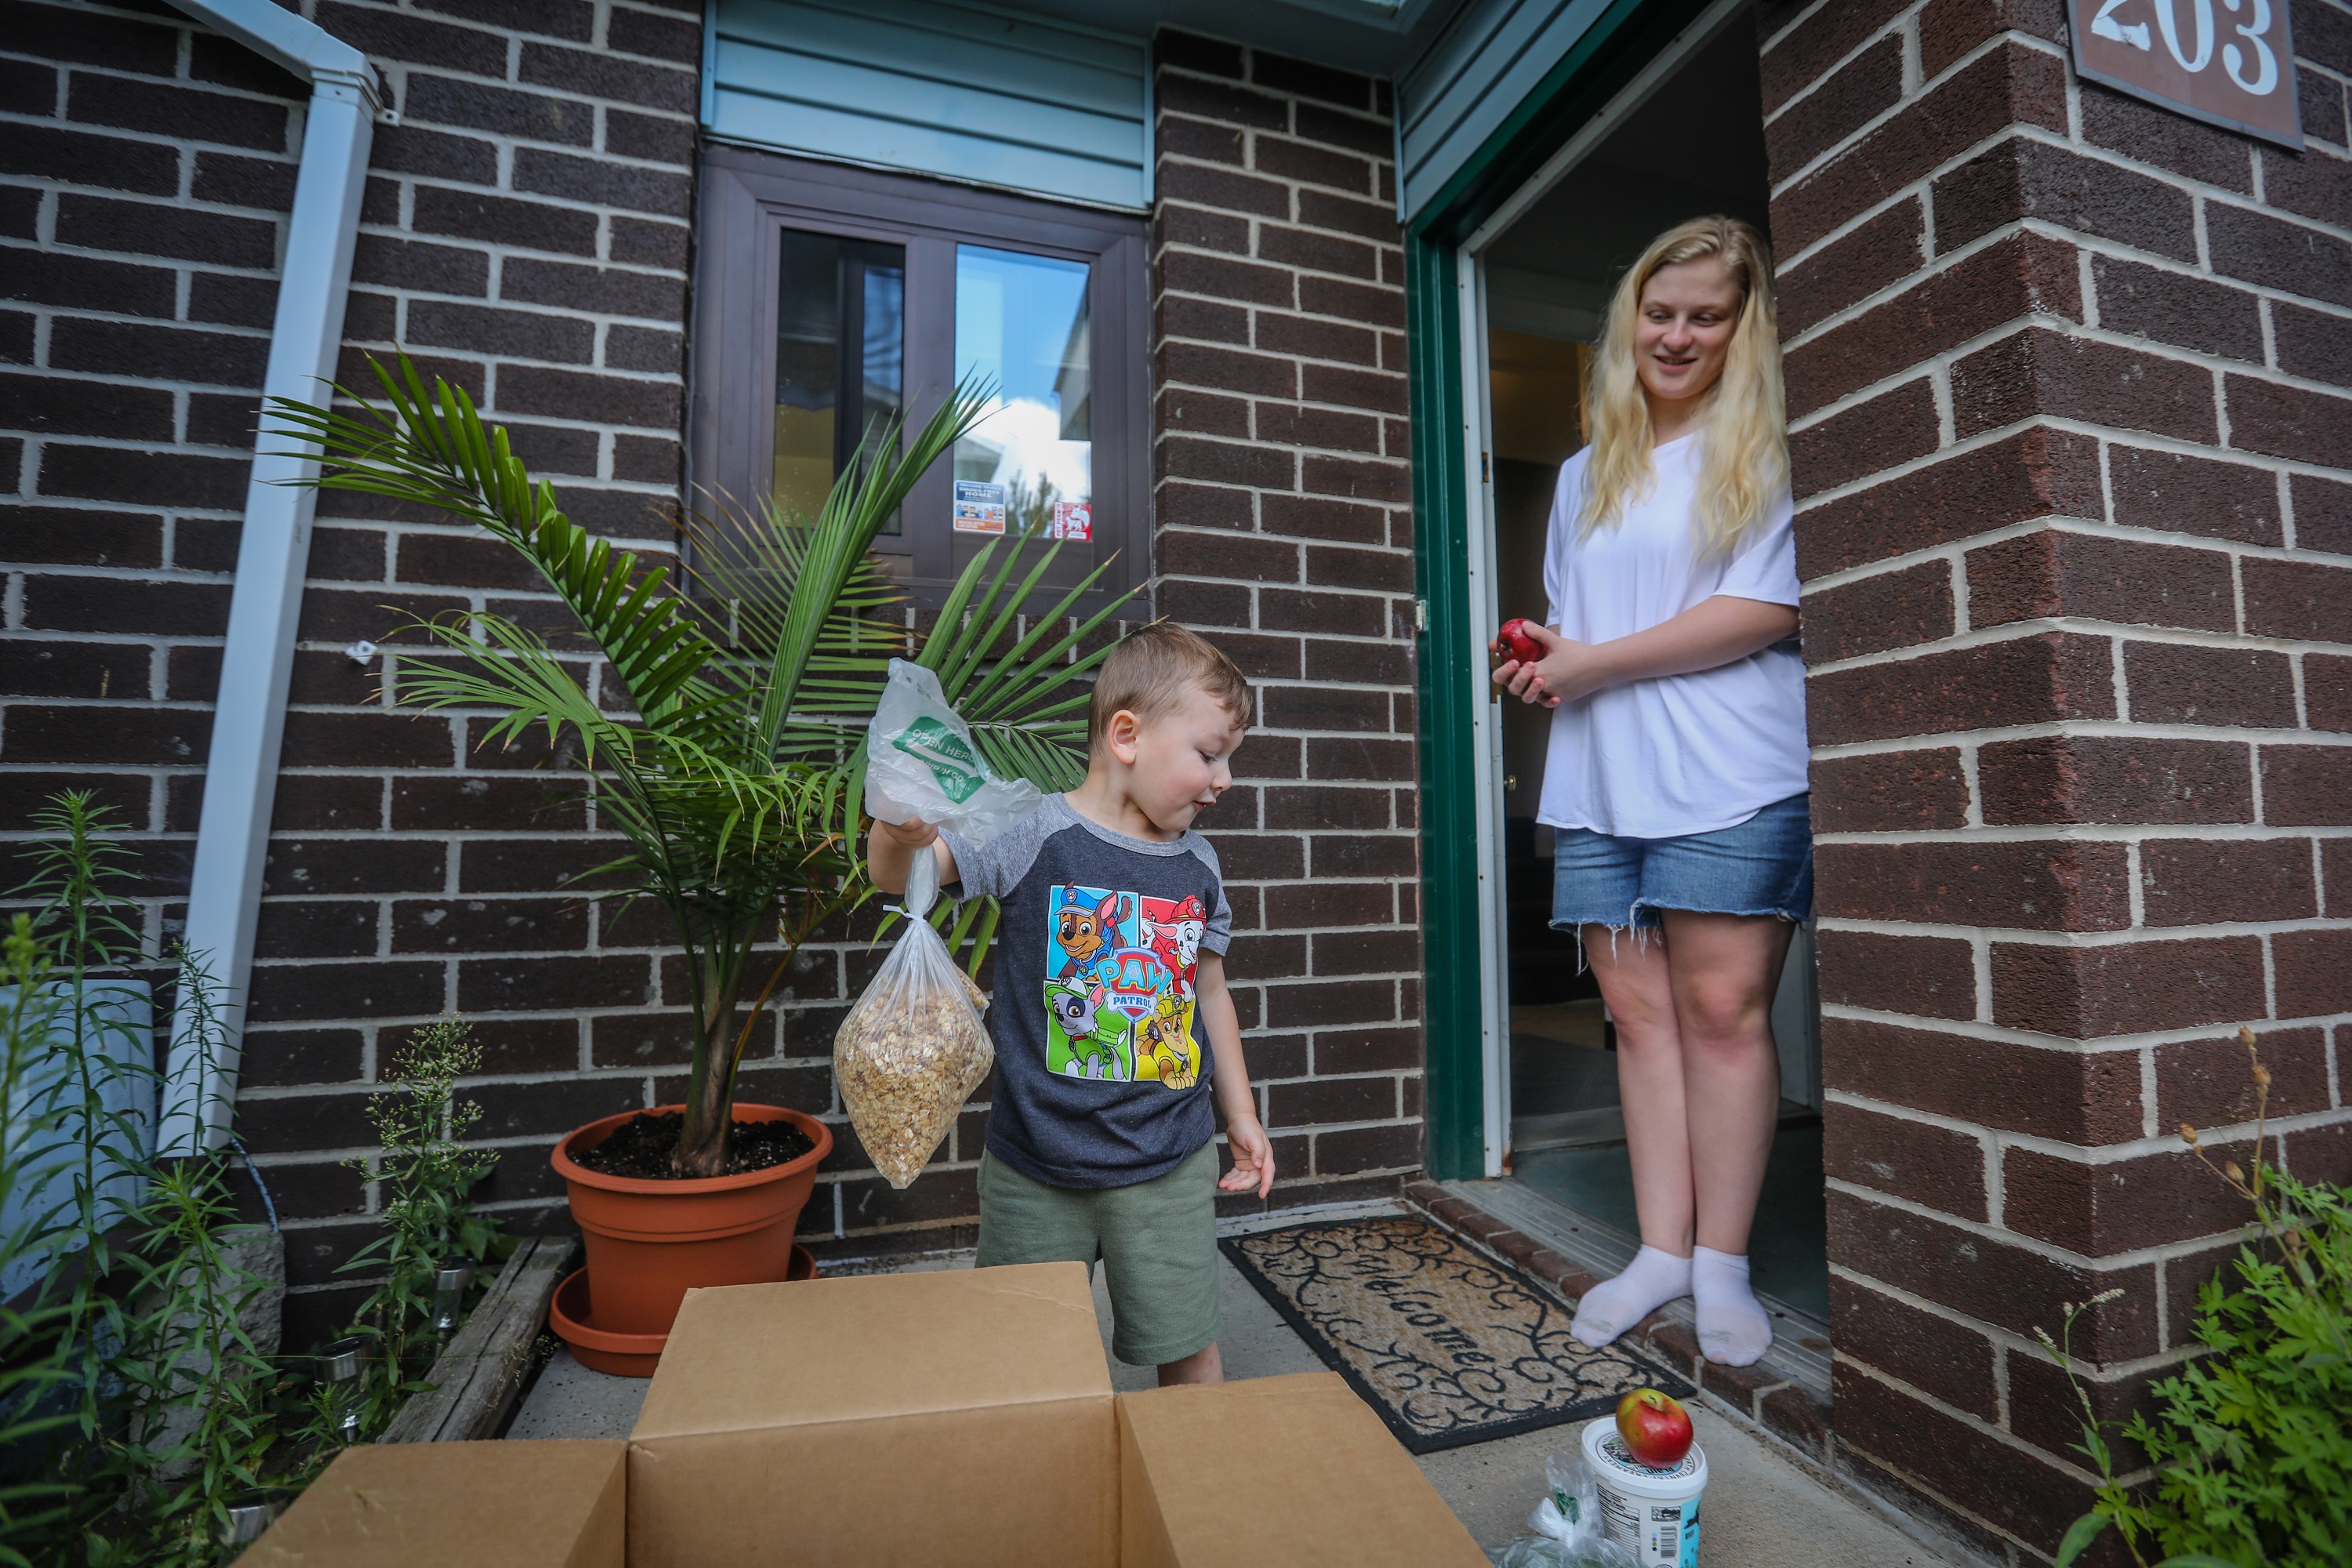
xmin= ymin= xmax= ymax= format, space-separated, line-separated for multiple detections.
xmin=940 ymin=793 xmax=1232 ymax=1189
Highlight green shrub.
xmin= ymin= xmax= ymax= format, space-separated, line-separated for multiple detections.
xmin=2047 ymin=1030 xmax=2350 ymax=1568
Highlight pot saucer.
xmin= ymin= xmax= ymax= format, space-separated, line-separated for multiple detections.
xmin=549 ymin=1247 xmax=818 ymax=1378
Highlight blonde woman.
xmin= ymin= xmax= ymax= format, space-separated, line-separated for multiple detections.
xmin=1492 ymin=216 xmax=1805 ymax=1368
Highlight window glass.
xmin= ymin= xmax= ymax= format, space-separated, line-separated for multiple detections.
xmin=952 ymin=245 xmax=1091 ymax=550
xmin=775 ymin=228 xmax=905 ymax=528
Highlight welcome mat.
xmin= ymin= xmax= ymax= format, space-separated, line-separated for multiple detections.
xmin=1221 ymin=1215 xmax=1690 ymax=1454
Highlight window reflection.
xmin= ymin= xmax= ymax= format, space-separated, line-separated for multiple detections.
xmin=953 ymin=245 xmax=1091 ymax=544
xmin=775 ymin=228 xmax=905 ymax=530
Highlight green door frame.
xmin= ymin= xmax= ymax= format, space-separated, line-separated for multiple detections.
xmin=1409 ymin=0 xmax=1729 ymax=1180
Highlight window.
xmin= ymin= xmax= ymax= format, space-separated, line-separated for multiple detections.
xmin=691 ymin=147 xmax=1149 ymax=611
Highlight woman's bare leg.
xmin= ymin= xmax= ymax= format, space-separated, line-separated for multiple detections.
xmin=1657 ymin=909 xmax=1790 ymax=1364
xmin=1567 ymin=925 xmax=1697 ymax=1347
xmin=1583 ymin=925 xmax=1694 ymax=1254
xmin=1656 ymin=910 xmax=1788 ymax=1255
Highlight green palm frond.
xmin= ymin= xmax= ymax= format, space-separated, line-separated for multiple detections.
xmin=269 ymin=360 xmax=719 ymax=728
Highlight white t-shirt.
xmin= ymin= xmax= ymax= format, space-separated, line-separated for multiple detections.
xmin=1538 ymin=434 xmax=1807 ymax=840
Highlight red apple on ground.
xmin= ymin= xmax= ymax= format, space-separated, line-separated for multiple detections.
xmin=1495 ymin=617 xmax=1543 ymax=666
xmin=1616 ymin=1388 xmax=1693 ymax=1468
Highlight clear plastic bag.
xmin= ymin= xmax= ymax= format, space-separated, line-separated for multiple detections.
xmin=1485 ymin=1451 xmax=1637 ymax=1568
xmin=862 ymin=660 xmax=1040 ymax=842
xmin=834 ymin=849 xmax=994 ymax=1189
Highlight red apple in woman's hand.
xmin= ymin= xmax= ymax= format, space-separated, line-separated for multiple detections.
xmin=1616 ymin=1388 xmax=1693 ymax=1468
xmin=1495 ymin=618 xmax=1544 ymax=666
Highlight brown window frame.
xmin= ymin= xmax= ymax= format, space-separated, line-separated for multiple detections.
xmin=688 ymin=143 xmax=1151 ymax=614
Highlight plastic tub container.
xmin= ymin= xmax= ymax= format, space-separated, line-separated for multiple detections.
xmin=1581 ymin=1415 xmax=1708 ymax=1566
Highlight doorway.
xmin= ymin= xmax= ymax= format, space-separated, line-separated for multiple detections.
xmin=1464 ymin=7 xmax=1829 ymax=1325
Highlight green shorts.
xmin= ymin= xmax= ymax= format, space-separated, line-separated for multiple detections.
xmin=974 ymin=1142 xmax=1220 ymax=1367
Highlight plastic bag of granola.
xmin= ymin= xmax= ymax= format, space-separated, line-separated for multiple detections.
xmin=834 ymin=826 xmax=994 ymax=1189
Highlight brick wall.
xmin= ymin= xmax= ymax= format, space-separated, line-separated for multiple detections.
xmin=1149 ymin=31 xmax=1428 ymax=1212
xmin=1762 ymin=0 xmax=2352 ymax=1558
xmin=2 ymin=1 xmax=1430 ymax=1345
xmin=0 ymin=0 xmax=707 ymax=1345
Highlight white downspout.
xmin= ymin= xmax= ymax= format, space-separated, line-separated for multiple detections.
xmin=163 ymin=2 xmax=378 ymax=1152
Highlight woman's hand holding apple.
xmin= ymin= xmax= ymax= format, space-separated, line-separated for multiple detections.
xmin=1489 ymin=620 xmax=1606 ymax=708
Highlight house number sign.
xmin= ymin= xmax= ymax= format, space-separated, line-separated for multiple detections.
xmin=2070 ymin=0 xmax=2303 ymax=147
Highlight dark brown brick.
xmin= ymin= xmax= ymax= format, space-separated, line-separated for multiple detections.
xmin=1979 ymin=736 xmax=2252 ymax=826
xmin=1991 ymin=936 xmax=2267 ymax=1037
xmin=1156 ymin=71 xmax=1286 ymax=132
xmin=1790 ymin=378 xmax=1942 ymax=499
xmin=1817 ymin=930 xmax=1978 ymax=1018
xmin=1766 ymin=36 xmax=1903 ymax=175
xmin=1933 ymin=136 xmax=2198 ymax=260
xmin=1796 ymin=426 xmax=2103 ymax=579
xmin=243 ymin=960 xmax=448 ymax=1025
xmin=1314 ymin=1122 xmax=1420 ymax=1175
xmin=1830 ymin=1189 xmax=2157 ymax=1359
xmin=1830 ymin=1272 xmax=1998 ymax=1420
xmin=351 ymin=234 xmax=491 ymax=296
xmin=2160 ymin=1022 xmax=2330 ymax=1127
xmin=2124 ymin=643 xmax=2298 ymax=728
xmin=2310 ymin=655 xmax=2352 ymax=741
xmin=2261 ymin=744 xmax=2352 ymax=827
xmin=1776 ymin=199 xmax=1923 ymax=337
xmin=1824 ymin=1018 xmax=2144 ymax=1142
xmin=1826 ymin=1101 xmax=1987 ymax=1220
xmin=53 ymin=192 xmax=276 ymax=268
xmin=2227 ymin=374 xmax=2352 ymax=469
xmin=2244 ymin=557 xmax=2352 ymax=644
xmin=1800 ymin=557 xmax=1951 ymax=661
xmin=1806 ymin=630 xmax=2114 ymax=745
xmin=2209 ymin=202 xmax=2352 ymax=309
xmin=0 ymin=368 xmax=172 ymax=441
xmin=2002 ymin=1144 xmax=2251 ymax=1254
xmin=0 ymin=123 xmax=178 ymax=194
xmin=2275 ymin=300 xmax=2352 ymax=390
xmin=1817 ymin=840 xmax=2131 ymax=930
xmin=2108 ymin=445 xmax=2282 ymax=546
xmin=1759 ymin=0 xmax=1910 ymax=114
xmin=1809 ymin=748 xmax=1971 ymax=833
xmin=1953 ymin=327 xmax=2218 ymax=445
xmin=67 ymin=72 xmax=290 ymax=151
xmin=1917 ymin=0 xmax=2067 ymax=78
xmin=1968 ymin=529 xmax=2234 ymax=633
xmin=2091 ymin=256 xmax=2264 ymax=364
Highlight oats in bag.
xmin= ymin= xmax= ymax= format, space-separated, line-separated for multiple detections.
xmin=841 ymin=663 xmax=1040 ymax=1187
xmin=833 ymin=860 xmax=993 ymax=1189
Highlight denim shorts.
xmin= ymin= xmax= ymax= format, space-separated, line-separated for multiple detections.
xmin=1550 ymin=792 xmax=1814 ymax=932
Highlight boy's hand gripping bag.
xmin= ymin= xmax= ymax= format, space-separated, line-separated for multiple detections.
xmin=837 ymin=662 xmax=1040 ymax=1188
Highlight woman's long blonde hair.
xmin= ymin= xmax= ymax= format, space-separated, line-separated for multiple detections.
xmin=1577 ymin=216 xmax=1788 ymax=557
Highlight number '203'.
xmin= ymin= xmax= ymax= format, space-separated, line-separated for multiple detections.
xmin=2092 ymin=0 xmax=2284 ymax=94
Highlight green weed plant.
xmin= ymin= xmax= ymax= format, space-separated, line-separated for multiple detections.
xmin=2045 ymin=1029 xmax=2350 ymax=1568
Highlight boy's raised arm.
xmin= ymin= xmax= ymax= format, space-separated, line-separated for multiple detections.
xmin=865 ymin=817 xmax=958 ymax=895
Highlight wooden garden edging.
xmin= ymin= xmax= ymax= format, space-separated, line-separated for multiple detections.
xmin=379 ymin=1235 xmax=575 ymax=1443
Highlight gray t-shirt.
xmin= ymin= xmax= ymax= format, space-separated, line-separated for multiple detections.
xmin=941 ymin=793 xmax=1232 ymax=1189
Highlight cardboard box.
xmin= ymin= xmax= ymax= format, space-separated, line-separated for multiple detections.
xmin=626 ymin=1261 xmax=1118 ymax=1568
xmin=245 ymin=1266 xmax=1490 ymax=1568
xmin=241 ymin=1438 xmax=624 ymax=1568
xmin=1120 ymin=1373 xmax=1487 ymax=1568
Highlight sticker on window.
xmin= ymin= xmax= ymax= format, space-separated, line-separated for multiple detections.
xmin=1050 ymin=501 xmax=1091 ymax=542
xmin=953 ymin=480 xmax=1007 ymax=534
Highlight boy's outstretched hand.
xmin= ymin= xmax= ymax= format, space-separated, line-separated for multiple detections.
xmin=1218 ymin=1112 xmax=1276 ymax=1200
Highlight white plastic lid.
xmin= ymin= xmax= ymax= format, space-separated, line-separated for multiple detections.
xmin=1581 ymin=1415 xmax=1708 ymax=1498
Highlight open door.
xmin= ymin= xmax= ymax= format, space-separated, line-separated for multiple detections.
xmin=1457 ymin=3 xmax=1829 ymax=1327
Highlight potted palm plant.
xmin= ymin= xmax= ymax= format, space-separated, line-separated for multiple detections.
xmin=273 ymin=356 xmax=1130 ymax=1355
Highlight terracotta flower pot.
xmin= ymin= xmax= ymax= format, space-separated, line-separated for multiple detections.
xmin=550 ymin=1102 xmax=831 ymax=1341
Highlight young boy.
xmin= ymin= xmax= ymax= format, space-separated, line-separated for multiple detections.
xmin=866 ymin=622 xmax=1273 ymax=1385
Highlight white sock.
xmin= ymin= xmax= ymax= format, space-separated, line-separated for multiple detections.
xmin=1570 ymin=1246 xmax=1691 ymax=1348
xmin=1693 ymin=1246 xmax=1773 ymax=1367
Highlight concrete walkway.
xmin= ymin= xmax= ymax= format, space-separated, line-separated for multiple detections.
xmin=510 ymin=1244 xmax=1968 ymax=1567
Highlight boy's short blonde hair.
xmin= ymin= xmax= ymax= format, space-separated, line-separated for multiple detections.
xmin=1087 ymin=622 xmax=1252 ymax=751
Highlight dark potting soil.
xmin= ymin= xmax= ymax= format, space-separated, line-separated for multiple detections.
xmin=570 ymin=1112 xmax=816 ymax=1180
